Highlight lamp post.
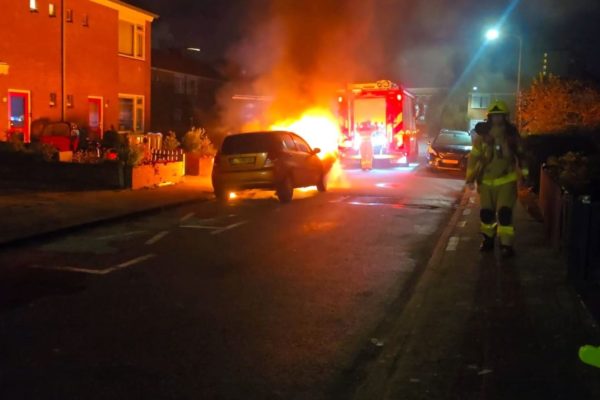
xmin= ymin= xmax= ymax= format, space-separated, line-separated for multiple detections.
xmin=485 ymin=28 xmax=523 ymax=129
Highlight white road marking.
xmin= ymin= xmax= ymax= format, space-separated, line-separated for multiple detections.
xmin=111 ymin=254 xmax=156 ymax=271
xmin=180 ymin=212 xmax=195 ymax=222
xmin=180 ymin=225 xmax=220 ymax=230
xmin=29 ymin=254 xmax=156 ymax=275
xmin=462 ymin=209 xmax=472 ymax=216
xmin=211 ymin=221 xmax=248 ymax=235
xmin=145 ymin=231 xmax=170 ymax=245
xmin=457 ymin=221 xmax=467 ymax=228
xmin=446 ymin=236 xmax=460 ymax=251
xmin=97 ymin=231 xmax=146 ymax=241
xmin=331 ymin=196 xmax=350 ymax=203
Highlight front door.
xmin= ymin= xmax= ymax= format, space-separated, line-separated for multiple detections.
xmin=88 ymin=97 xmax=103 ymax=139
xmin=8 ymin=91 xmax=30 ymax=142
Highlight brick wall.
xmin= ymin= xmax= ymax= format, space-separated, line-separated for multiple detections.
xmin=0 ymin=0 xmax=154 ymax=141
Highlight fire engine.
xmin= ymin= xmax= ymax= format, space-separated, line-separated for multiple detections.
xmin=337 ymin=80 xmax=418 ymax=166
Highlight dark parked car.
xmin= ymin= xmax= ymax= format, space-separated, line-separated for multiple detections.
xmin=427 ymin=129 xmax=473 ymax=171
xmin=212 ymin=131 xmax=327 ymax=203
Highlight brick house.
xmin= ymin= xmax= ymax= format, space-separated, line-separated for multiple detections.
xmin=467 ymin=91 xmax=516 ymax=130
xmin=151 ymin=49 xmax=224 ymax=135
xmin=0 ymin=0 xmax=157 ymax=142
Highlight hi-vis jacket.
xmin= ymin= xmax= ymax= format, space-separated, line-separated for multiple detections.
xmin=466 ymin=122 xmax=529 ymax=186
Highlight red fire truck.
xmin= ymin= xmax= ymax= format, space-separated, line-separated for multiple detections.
xmin=337 ymin=80 xmax=418 ymax=166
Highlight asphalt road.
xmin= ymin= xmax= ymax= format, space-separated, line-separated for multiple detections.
xmin=0 ymin=165 xmax=464 ymax=399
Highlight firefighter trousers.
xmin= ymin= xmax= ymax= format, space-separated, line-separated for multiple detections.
xmin=360 ymin=141 xmax=373 ymax=170
xmin=478 ymin=174 xmax=518 ymax=246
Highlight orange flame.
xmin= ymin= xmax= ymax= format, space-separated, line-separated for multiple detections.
xmin=269 ymin=108 xmax=349 ymax=189
xmin=270 ymin=108 xmax=340 ymax=159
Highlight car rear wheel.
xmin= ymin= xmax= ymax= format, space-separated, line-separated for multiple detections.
xmin=276 ymin=175 xmax=294 ymax=203
xmin=316 ymin=173 xmax=327 ymax=192
xmin=214 ymin=186 xmax=228 ymax=202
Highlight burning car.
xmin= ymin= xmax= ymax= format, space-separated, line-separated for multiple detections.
xmin=212 ymin=130 xmax=327 ymax=203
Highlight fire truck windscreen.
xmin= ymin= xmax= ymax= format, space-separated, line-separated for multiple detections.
xmin=354 ymin=98 xmax=386 ymax=125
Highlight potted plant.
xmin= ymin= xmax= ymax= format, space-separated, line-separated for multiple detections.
xmin=182 ymin=127 xmax=216 ymax=176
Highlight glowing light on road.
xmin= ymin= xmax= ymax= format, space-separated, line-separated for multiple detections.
xmin=297 ymin=186 xmax=318 ymax=193
xmin=229 ymin=192 xmax=238 ymax=200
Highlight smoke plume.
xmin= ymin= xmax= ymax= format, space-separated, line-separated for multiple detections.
xmin=219 ymin=0 xmax=386 ymax=131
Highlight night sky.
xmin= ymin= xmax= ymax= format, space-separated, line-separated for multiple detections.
xmin=129 ymin=0 xmax=600 ymax=87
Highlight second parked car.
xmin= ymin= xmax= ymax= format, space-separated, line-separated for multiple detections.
xmin=427 ymin=129 xmax=473 ymax=171
xmin=212 ymin=131 xmax=327 ymax=203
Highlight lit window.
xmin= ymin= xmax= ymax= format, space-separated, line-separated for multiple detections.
xmin=48 ymin=3 xmax=56 ymax=16
xmin=119 ymin=20 xmax=145 ymax=59
xmin=30 ymin=0 xmax=38 ymax=11
xmin=135 ymin=97 xmax=144 ymax=132
xmin=470 ymin=94 xmax=490 ymax=110
xmin=118 ymin=95 xmax=144 ymax=132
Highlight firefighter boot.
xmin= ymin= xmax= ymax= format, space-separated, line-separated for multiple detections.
xmin=480 ymin=234 xmax=495 ymax=252
xmin=500 ymin=245 xmax=515 ymax=259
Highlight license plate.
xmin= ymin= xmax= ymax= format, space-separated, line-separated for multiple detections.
xmin=229 ymin=157 xmax=256 ymax=165
xmin=443 ymin=159 xmax=459 ymax=165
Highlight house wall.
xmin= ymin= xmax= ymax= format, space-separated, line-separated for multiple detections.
xmin=0 ymin=0 xmax=153 ymax=141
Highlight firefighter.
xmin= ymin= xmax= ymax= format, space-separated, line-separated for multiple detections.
xmin=466 ymin=100 xmax=529 ymax=258
xmin=358 ymin=121 xmax=374 ymax=171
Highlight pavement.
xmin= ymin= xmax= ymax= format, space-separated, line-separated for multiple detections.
xmin=0 ymin=176 xmax=213 ymax=247
xmin=349 ymin=186 xmax=600 ymax=400
xmin=0 ymin=166 xmax=599 ymax=399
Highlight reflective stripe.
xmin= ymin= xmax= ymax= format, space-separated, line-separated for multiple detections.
xmin=481 ymin=171 xmax=518 ymax=187
xmin=481 ymin=222 xmax=497 ymax=237
xmin=497 ymin=225 xmax=515 ymax=236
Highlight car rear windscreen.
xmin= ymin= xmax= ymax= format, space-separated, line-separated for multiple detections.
xmin=221 ymin=133 xmax=281 ymax=155
xmin=435 ymin=133 xmax=472 ymax=146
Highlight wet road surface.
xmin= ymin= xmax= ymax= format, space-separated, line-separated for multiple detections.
xmin=0 ymin=166 xmax=464 ymax=399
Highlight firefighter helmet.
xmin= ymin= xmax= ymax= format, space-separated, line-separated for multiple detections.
xmin=488 ymin=99 xmax=509 ymax=115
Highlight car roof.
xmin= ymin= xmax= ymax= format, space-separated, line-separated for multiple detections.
xmin=227 ymin=130 xmax=292 ymax=138
xmin=439 ymin=129 xmax=469 ymax=136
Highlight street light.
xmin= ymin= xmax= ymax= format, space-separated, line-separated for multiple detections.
xmin=485 ymin=28 xmax=500 ymax=41
xmin=485 ymin=28 xmax=523 ymax=129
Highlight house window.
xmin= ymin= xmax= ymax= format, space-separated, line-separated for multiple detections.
xmin=48 ymin=3 xmax=56 ymax=16
xmin=119 ymin=20 xmax=145 ymax=59
xmin=29 ymin=0 xmax=38 ymax=11
xmin=82 ymin=14 xmax=89 ymax=27
xmin=470 ymin=94 xmax=490 ymax=109
xmin=66 ymin=9 xmax=73 ymax=22
xmin=187 ymin=78 xmax=197 ymax=96
xmin=174 ymin=75 xmax=185 ymax=94
xmin=118 ymin=95 xmax=144 ymax=132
